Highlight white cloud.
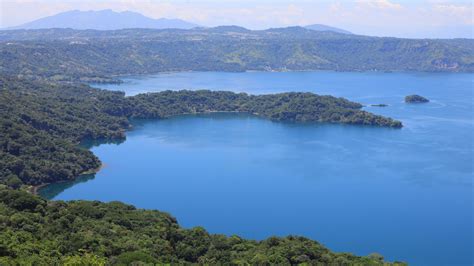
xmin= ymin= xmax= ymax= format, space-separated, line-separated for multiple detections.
xmin=432 ymin=3 xmax=473 ymax=24
xmin=356 ymin=0 xmax=403 ymax=10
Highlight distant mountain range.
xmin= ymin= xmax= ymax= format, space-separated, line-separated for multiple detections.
xmin=6 ymin=9 xmax=352 ymax=34
xmin=7 ymin=9 xmax=199 ymax=30
xmin=305 ymin=24 xmax=352 ymax=34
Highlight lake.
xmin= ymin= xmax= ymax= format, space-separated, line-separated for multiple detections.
xmin=41 ymin=71 xmax=473 ymax=265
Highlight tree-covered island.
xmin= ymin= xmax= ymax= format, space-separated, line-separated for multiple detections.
xmin=405 ymin=95 xmax=429 ymax=103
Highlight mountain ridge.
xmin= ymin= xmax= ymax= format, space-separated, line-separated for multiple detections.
xmin=6 ymin=9 xmax=353 ymax=35
xmin=305 ymin=24 xmax=352 ymax=34
xmin=6 ymin=9 xmax=199 ymax=30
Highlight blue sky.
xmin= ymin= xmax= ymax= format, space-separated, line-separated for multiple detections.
xmin=0 ymin=0 xmax=472 ymax=38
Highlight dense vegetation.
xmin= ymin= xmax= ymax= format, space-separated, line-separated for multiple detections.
xmin=128 ymin=90 xmax=402 ymax=127
xmin=0 ymin=78 xmax=128 ymax=186
xmin=0 ymin=27 xmax=472 ymax=82
xmin=405 ymin=95 xmax=429 ymax=103
xmin=0 ymin=187 xmax=405 ymax=265
xmin=0 ymin=77 xmax=401 ymax=189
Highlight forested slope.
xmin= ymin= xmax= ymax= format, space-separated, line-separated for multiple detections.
xmin=0 ymin=188 xmax=405 ymax=265
xmin=0 ymin=27 xmax=472 ymax=83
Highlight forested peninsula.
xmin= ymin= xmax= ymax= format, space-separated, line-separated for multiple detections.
xmin=0 ymin=77 xmax=401 ymax=188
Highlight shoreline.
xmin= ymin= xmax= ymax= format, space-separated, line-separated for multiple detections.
xmin=100 ymin=69 xmax=471 ymax=80
xmin=30 ymin=97 xmax=401 ymax=197
xmin=87 ymin=69 xmax=471 ymax=89
xmin=30 ymin=163 xmax=105 ymax=196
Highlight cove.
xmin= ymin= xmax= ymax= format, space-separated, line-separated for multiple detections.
xmin=42 ymin=71 xmax=473 ymax=265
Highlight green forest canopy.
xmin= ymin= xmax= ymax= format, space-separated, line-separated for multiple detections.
xmin=0 ymin=187 xmax=406 ymax=265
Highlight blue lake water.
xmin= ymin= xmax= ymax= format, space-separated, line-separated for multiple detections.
xmin=42 ymin=71 xmax=473 ymax=265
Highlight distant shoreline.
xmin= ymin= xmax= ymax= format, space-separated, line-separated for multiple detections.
xmin=30 ymin=163 xmax=105 ymax=196
xmin=88 ymin=69 xmax=471 ymax=89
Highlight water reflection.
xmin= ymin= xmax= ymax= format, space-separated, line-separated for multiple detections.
xmin=38 ymin=174 xmax=96 ymax=199
xmin=80 ymin=138 xmax=125 ymax=149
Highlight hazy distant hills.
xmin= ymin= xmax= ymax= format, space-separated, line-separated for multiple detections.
xmin=305 ymin=24 xmax=352 ymax=34
xmin=7 ymin=9 xmax=353 ymax=34
xmin=7 ymin=9 xmax=199 ymax=30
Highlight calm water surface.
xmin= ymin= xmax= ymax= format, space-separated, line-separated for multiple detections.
xmin=42 ymin=71 xmax=473 ymax=265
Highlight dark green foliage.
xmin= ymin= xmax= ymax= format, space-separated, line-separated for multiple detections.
xmin=0 ymin=28 xmax=472 ymax=82
xmin=0 ymin=188 xmax=44 ymax=211
xmin=0 ymin=77 xmax=130 ymax=141
xmin=0 ymin=77 xmax=129 ymax=186
xmin=0 ymin=188 xmax=405 ymax=265
xmin=0 ymin=115 xmax=101 ymax=186
xmin=405 ymin=94 xmax=429 ymax=103
xmin=129 ymin=90 xmax=403 ymax=128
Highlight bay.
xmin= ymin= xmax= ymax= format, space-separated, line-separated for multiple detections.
xmin=42 ymin=71 xmax=473 ymax=265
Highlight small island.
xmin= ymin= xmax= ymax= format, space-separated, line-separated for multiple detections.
xmin=405 ymin=94 xmax=429 ymax=103
xmin=371 ymin=104 xmax=388 ymax=107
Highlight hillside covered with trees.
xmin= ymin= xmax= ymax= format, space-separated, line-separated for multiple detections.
xmin=0 ymin=27 xmax=472 ymax=83
xmin=0 ymin=188 xmax=406 ymax=265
